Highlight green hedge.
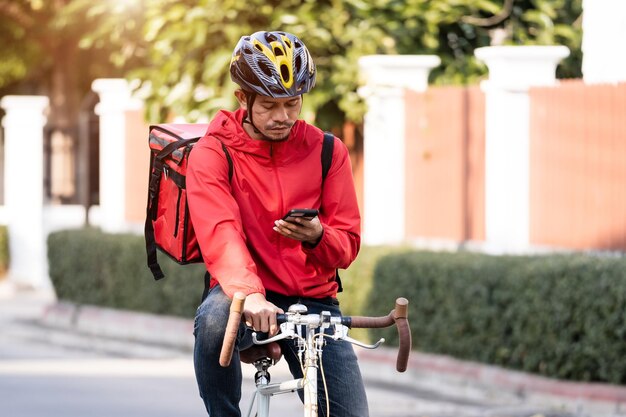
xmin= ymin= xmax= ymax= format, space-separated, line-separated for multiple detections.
xmin=50 ymin=228 xmax=626 ymax=383
xmin=0 ymin=225 xmax=8 ymax=277
xmin=48 ymin=228 xmax=206 ymax=317
xmin=47 ymin=228 xmax=389 ymax=319
xmin=367 ymin=250 xmax=626 ymax=384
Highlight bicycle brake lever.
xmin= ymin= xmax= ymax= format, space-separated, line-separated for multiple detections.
xmin=252 ymin=331 xmax=290 ymax=345
xmin=331 ymin=325 xmax=385 ymax=349
xmin=342 ymin=335 xmax=385 ymax=350
xmin=252 ymin=321 xmax=302 ymax=345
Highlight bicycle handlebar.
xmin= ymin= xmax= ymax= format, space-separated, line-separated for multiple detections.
xmin=218 ymin=292 xmax=246 ymax=367
xmin=347 ymin=297 xmax=411 ymax=372
xmin=219 ymin=293 xmax=411 ymax=373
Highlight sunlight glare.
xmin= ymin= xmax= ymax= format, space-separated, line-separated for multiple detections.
xmin=110 ymin=0 xmax=140 ymax=13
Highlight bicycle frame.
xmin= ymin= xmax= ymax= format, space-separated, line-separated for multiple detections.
xmin=220 ymin=294 xmax=411 ymax=417
xmin=245 ymin=328 xmax=321 ymax=417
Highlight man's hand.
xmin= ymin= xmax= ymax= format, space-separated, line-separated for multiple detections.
xmin=273 ymin=216 xmax=323 ymax=245
xmin=243 ymin=293 xmax=284 ymax=336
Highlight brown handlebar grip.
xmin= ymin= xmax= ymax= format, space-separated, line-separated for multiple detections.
xmin=395 ymin=317 xmax=411 ymax=372
xmin=349 ymin=311 xmax=395 ymax=328
xmin=394 ymin=297 xmax=411 ymax=372
xmin=219 ymin=292 xmax=246 ymax=367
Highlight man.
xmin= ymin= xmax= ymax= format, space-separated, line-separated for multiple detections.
xmin=187 ymin=30 xmax=367 ymax=416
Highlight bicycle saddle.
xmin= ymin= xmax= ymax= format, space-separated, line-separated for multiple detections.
xmin=240 ymin=341 xmax=282 ymax=364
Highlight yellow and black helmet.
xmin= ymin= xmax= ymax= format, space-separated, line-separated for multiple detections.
xmin=230 ymin=31 xmax=316 ymax=97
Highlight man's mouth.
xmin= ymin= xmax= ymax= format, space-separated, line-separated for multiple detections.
xmin=268 ymin=124 xmax=292 ymax=131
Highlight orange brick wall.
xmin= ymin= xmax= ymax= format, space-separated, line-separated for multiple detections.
xmin=530 ymin=80 xmax=626 ymax=250
xmin=404 ymin=86 xmax=485 ymax=242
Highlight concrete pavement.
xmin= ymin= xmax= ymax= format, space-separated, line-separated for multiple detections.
xmin=2 ymin=279 xmax=626 ymax=417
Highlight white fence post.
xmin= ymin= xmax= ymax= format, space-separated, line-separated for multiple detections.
xmin=475 ymin=46 xmax=569 ymax=252
xmin=1 ymin=96 xmax=50 ymax=288
xmin=91 ymin=78 xmax=142 ymax=233
xmin=582 ymin=0 xmax=626 ymax=84
xmin=358 ymin=55 xmax=440 ymax=245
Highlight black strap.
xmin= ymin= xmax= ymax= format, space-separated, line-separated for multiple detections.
xmin=145 ymin=151 xmax=165 ymax=280
xmin=321 ymin=132 xmax=334 ymax=182
xmin=221 ymin=142 xmax=233 ymax=182
xmin=201 ymin=271 xmax=211 ymax=302
xmin=320 ymin=132 xmax=343 ymax=293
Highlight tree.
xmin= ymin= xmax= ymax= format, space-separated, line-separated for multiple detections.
xmin=0 ymin=0 xmax=127 ymax=203
xmin=5 ymin=0 xmax=583 ymax=129
xmin=0 ymin=0 xmax=125 ymax=125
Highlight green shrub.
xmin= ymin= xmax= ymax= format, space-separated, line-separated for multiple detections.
xmin=48 ymin=228 xmax=626 ymax=383
xmin=0 ymin=225 xmax=8 ymax=277
xmin=337 ymin=245 xmax=410 ymax=341
xmin=367 ymin=250 xmax=626 ymax=384
xmin=337 ymin=245 xmax=410 ymax=316
xmin=48 ymin=228 xmax=206 ymax=317
xmin=47 ymin=229 xmax=400 ymax=321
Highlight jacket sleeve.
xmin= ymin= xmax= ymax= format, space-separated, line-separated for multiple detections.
xmin=302 ymin=137 xmax=361 ymax=269
xmin=186 ymin=137 xmax=265 ymax=298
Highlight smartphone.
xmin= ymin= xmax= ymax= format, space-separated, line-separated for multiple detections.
xmin=282 ymin=208 xmax=319 ymax=222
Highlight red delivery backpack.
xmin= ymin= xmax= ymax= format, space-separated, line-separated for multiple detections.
xmin=144 ymin=124 xmax=334 ymax=281
xmin=144 ymin=124 xmax=233 ymax=280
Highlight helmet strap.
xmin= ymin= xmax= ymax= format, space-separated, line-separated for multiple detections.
xmin=242 ymin=92 xmax=262 ymax=134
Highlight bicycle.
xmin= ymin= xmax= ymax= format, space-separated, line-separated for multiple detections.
xmin=219 ymin=292 xmax=412 ymax=417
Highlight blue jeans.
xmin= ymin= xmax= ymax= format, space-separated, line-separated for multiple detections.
xmin=193 ymin=285 xmax=369 ymax=416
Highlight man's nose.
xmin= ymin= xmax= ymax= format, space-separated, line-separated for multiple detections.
xmin=272 ymin=106 xmax=289 ymax=122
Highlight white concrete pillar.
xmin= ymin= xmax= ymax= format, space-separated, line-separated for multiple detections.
xmin=582 ymin=0 xmax=626 ymax=84
xmin=92 ymin=79 xmax=142 ymax=233
xmin=1 ymin=96 xmax=50 ymax=288
xmin=358 ymin=55 xmax=440 ymax=245
xmin=475 ymin=46 xmax=569 ymax=252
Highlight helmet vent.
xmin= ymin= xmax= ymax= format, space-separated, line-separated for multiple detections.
xmin=265 ymin=33 xmax=277 ymax=42
xmin=273 ymin=47 xmax=284 ymax=56
xmin=280 ymin=64 xmax=290 ymax=82
xmin=258 ymin=61 xmax=273 ymax=77
xmin=285 ymin=39 xmax=292 ymax=48
xmin=254 ymin=44 xmax=263 ymax=52
xmin=295 ymin=41 xmax=302 ymax=48
xmin=243 ymin=47 xmax=253 ymax=55
xmin=295 ymin=55 xmax=302 ymax=71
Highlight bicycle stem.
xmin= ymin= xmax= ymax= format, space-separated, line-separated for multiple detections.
xmin=303 ymin=323 xmax=319 ymax=417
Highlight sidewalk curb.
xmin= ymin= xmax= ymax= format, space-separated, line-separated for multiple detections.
xmin=358 ymin=348 xmax=626 ymax=414
xmin=40 ymin=302 xmax=195 ymax=351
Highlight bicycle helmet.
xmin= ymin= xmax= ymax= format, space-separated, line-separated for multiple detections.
xmin=230 ymin=31 xmax=316 ymax=97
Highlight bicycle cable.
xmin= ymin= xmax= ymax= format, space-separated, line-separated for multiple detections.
xmin=318 ymin=345 xmax=330 ymax=417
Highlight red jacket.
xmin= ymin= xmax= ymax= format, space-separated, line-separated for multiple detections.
xmin=187 ymin=109 xmax=361 ymax=299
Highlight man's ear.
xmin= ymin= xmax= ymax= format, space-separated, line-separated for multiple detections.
xmin=234 ymin=90 xmax=248 ymax=111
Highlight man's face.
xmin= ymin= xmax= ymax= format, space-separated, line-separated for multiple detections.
xmin=237 ymin=91 xmax=302 ymax=141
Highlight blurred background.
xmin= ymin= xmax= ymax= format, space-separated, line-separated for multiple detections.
xmin=1 ymin=1 xmax=626 ymax=416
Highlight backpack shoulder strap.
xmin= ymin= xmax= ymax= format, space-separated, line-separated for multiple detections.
xmin=320 ymin=132 xmax=343 ymax=292
xmin=321 ymin=132 xmax=334 ymax=182
xmin=220 ymin=141 xmax=233 ymax=182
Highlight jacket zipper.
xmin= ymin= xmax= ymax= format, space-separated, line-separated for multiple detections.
xmin=271 ymin=143 xmax=301 ymax=294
